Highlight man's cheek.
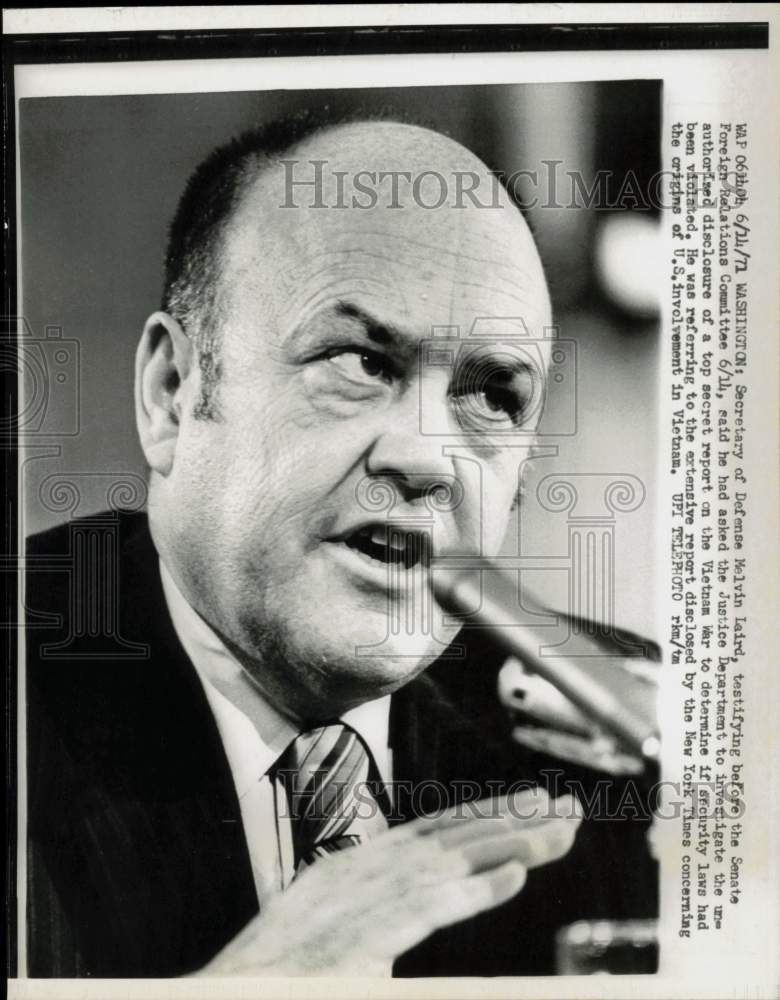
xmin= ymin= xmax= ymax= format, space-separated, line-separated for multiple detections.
xmin=234 ymin=457 xmax=332 ymax=554
xmin=480 ymin=473 xmax=517 ymax=551
xmin=271 ymin=430 xmax=363 ymax=505
xmin=449 ymin=465 xmax=510 ymax=549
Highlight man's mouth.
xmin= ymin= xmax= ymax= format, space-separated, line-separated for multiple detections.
xmin=340 ymin=524 xmax=430 ymax=570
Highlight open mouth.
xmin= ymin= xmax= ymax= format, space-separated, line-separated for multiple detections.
xmin=341 ymin=525 xmax=430 ymax=570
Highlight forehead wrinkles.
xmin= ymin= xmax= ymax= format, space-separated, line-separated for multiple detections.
xmin=271 ymin=224 xmax=545 ymax=341
xmin=220 ymin=153 xmax=550 ymax=344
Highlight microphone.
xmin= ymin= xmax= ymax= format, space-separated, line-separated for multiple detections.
xmin=430 ymin=561 xmax=660 ymax=765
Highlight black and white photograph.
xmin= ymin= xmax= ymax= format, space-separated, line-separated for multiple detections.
xmin=4 ymin=5 xmax=779 ymax=997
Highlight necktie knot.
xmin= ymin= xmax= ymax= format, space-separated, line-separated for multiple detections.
xmin=274 ymin=723 xmax=388 ymax=872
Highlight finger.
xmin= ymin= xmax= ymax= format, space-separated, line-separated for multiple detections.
xmin=433 ymin=794 xmax=580 ymax=852
xmin=421 ymin=791 xmax=582 ymax=853
xmin=380 ymin=790 xmax=579 ymax=874
xmin=512 ymin=726 xmax=645 ymax=775
xmin=380 ymin=807 xmax=579 ymax=896
xmin=365 ymin=860 xmax=528 ymax=959
xmin=456 ymin=817 xmax=580 ymax=874
xmin=405 ymin=786 xmax=552 ymax=838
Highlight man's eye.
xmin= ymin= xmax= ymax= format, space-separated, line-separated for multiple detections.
xmin=325 ymin=348 xmax=394 ymax=384
xmin=452 ymin=367 xmax=536 ymax=429
xmin=481 ymin=384 xmax=523 ymax=420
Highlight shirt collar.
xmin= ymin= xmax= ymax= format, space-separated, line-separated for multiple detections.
xmin=158 ymin=559 xmax=391 ymax=795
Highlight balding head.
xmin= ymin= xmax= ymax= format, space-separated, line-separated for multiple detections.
xmin=162 ymin=116 xmax=550 ymax=418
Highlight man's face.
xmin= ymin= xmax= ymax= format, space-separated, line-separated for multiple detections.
xmin=160 ymin=124 xmax=551 ymax=719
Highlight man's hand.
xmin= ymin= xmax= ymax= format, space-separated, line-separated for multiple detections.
xmin=200 ymin=788 xmax=582 ymax=977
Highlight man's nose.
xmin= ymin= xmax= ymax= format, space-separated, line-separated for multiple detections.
xmin=364 ymin=390 xmax=458 ymax=509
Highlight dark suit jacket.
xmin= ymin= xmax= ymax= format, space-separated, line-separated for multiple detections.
xmin=25 ymin=510 xmax=657 ymax=977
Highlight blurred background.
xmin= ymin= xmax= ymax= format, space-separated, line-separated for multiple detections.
xmin=19 ymin=80 xmax=661 ymax=637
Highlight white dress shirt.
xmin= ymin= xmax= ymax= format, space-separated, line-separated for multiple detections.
xmin=159 ymin=559 xmax=392 ymax=905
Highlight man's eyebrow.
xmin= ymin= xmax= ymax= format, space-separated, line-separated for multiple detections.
xmin=334 ymin=300 xmax=404 ymax=348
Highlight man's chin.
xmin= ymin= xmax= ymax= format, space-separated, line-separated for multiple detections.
xmin=317 ymin=632 xmax=443 ymax=688
xmin=235 ymin=585 xmax=458 ymax=711
xmin=287 ymin=624 xmax=448 ymax=707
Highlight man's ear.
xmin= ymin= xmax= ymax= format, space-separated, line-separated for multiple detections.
xmin=134 ymin=311 xmax=195 ymax=476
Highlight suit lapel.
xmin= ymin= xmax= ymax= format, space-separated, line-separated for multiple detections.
xmin=27 ymin=511 xmax=258 ymax=975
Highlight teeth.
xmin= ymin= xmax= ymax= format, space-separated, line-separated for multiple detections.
xmin=369 ymin=526 xmax=387 ymax=547
xmin=387 ymin=531 xmax=408 ymax=553
xmin=366 ymin=525 xmax=406 ymax=551
xmin=343 ymin=524 xmax=430 ymax=568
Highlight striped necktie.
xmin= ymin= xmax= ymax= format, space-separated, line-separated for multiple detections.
xmin=274 ymin=723 xmax=389 ymax=873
